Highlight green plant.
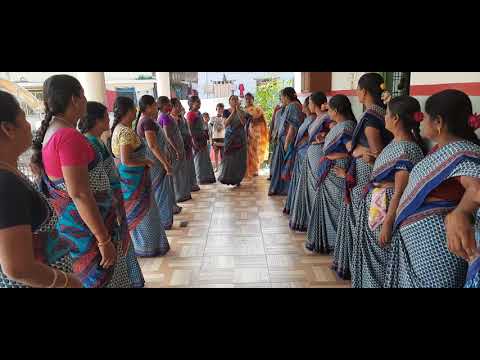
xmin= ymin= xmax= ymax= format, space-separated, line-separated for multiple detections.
xmin=254 ymin=77 xmax=293 ymax=166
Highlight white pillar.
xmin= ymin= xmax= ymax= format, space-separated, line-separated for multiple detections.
xmin=294 ymin=72 xmax=303 ymax=93
xmin=76 ymin=72 xmax=106 ymax=104
xmin=156 ymin=72 xmax=171 ymax=98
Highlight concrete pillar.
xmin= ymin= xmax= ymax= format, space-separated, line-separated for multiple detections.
xmin=156 ymin=72 xmax=171 ymax=98
xmin=77 ymin=72 xmax=106 ymax=104
xmin=294 ymin=72 xmax=303 ymax=93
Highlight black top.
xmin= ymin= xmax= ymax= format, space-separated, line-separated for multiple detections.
xmin=0 ymin=170 xmax=49 ymax=231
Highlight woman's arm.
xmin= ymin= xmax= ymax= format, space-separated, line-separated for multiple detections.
xmin=379 ymin=170 xmax=410 ymax=247
xmin=326 ymin=153 xmax=350 ymax=161
xmin=144 ymin=131 xmax=173 ymax=174
xmin=445 ymin=176 xmax=480 ymax=260
xmin=120 ymin=144 xmax=153 ymax=168
xmin=284 ymin=126 xmax=297 ymax=151
xmin=0 ymin=225 xmax=82 ymax=287
xmin=162 ymin=127 xmax=181 ymax=160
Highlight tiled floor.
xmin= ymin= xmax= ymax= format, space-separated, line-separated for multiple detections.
xmin=138 ymin=175 xmax=351 ymax=288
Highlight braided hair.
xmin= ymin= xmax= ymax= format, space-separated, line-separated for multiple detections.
xmin=109 ymin=96 xmax=136 ymax=151
xmin=31 ymin=74 xmax=83 ymax=171
xmin=388 ymin=96 xmax=427 ymax=154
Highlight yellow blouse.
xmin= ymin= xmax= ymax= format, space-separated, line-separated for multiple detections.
xmin=111 ymin=123 xmax=141 ymax=158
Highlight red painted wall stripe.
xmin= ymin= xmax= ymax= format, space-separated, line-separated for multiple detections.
xmin=410 ymin=82 xmax=480 ymax=96
xmin=326 ymin=82 xmax=480 ymax=97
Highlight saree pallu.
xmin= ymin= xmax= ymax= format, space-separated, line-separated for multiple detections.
xmin=86 ymin=135 xmax=145 ymax=288
xmin=190 ymin=112 xmax=216 ymax=184
xmin=42 ymin=153 xmax=124 ymax=288
xmin=163 ymin=118 xmax=191 ymax=203
xmin=350 ymin=141 xmax=424 ymax=288
xmin=143 ymin=128 xmax=174 ymax=230
xmin=305 ymin=120 xmax=356 ymax=252
xmin=288 ymin=115 xmax=332 ymax=230
xmin=331 ymin=158 xmax=373 ymax=280
xmin=386 ymin=140 xmax=480 ymax=288
xmin=465 ymin=212 xmax=480 ymax=288
xmin=218 ymin=113 xmax=247 ymax=185
xmin=116 ymin=142 xmax=170 ymax=257
xmin=283 ymin=115 xmax=315 ymax=215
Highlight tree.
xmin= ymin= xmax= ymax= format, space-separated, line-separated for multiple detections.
xmin=254 ymin=77 xmax=293 ymax=127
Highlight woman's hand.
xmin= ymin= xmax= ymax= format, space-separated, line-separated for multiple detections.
xmin=379 ymin=220 xmax=393 ymax=247
xmin=67 ymin=274 xmax=83 ymax=288
xmin=362 ymin=150 xmax=377 ymax=164
xmin=445 ymin=209 xmax=478 ymax=261
xmin=144 ymin=159 xmax=155 ymax=168
xmin=333 ymin=166 xmax=347 ymax=178
xmin=164 ymin=161 xmax=174 ymax=176
xmin=98 ymin=240 xmax=116 ymax=269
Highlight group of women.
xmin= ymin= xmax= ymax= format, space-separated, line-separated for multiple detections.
xmin=269 ymin=74 xmax=480 ymax=288
xmin=0 ymin=74 xmax=272 ymax=288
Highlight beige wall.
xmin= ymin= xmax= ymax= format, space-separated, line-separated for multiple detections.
xmin=410 ymin=72 xmax=480 ymax=85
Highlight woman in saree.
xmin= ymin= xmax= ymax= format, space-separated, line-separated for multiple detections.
xmin=245 ymin=93 xmax=269 ymax=179
xmin=186 ymin=96 xmax=216 ymax=185
xmin=136 ymin=95 xmax=175 ymax=230
xmin=268 ymin=102 xmax=283 ymax=182
xmin=0 ymin=90 xmax=81 ymax=288
xmin=283 ymin=96 xmax=316 ymax=215
xmin=111 ymin=96 xmax=170 ymax=257
xmin=268 ymin=88 xmax=302 ymax=196
xmin=350 ymin=96 xmax=426 ymax=288
xmin=218 ymin=95 xmax=247 ymax=186
xmin=387 ymin=89 xmax=480 ymax=288
xmin=171 ymin=98 xmax=200 ymax=193
xmin=158 ymin=96 xmax=191 ymax=204
xmin=305 ymin=94 xmax=356 ymax=253
xmin=31 ymin=75 xmax=128 ymax=288
xmin=331 ymin=73 xmax=393 ymax=280
xmin=288 ymin=91 xmax=331 ymax=231
xmin=79 ymin=101 xmax=145 ymax=288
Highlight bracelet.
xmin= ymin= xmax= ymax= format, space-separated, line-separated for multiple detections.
xmin=60 ymin=270 xmax=68 ymax=288
xmin=47 ymin=268 xmax=58 ymax=288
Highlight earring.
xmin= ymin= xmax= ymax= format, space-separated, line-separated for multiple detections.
xmin=437 ymin=127 xmax=441 ymax=136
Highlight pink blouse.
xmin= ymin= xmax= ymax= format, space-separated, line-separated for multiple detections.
xmin=42 ymin=128 xmax=96 ymax=179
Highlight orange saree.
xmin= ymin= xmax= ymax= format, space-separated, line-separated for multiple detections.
xmin=245 ymin=105 xmax=269 ymax=177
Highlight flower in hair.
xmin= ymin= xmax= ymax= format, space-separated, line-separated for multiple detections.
xmin=380 ymin=83 xmax=386 ymax=91
xmin=468 ymin=113 xmax=480 ymax=129
xmin=413 ymin=112 xmax=424 ymax=123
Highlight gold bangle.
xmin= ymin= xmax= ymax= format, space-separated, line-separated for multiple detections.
xmin=47 ymin=268 xmax=58 ymax=288
xmin=60 ymin=270 xmax=68 ymax=288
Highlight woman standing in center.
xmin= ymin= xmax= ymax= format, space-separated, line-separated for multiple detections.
xmin=186 ymin=96 xmax=216 ymax=185
xmin=331 ymin=73 xmax=393 ymax=280
xmin=218 ymin=95 xmax=248 ymax=186
xmin=136 ymin=95 xmax=175 ymax=230
xmin=111 ymin=96 xmax=170 ymax=257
